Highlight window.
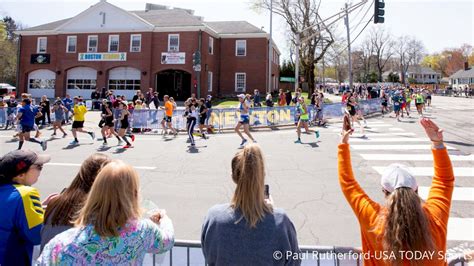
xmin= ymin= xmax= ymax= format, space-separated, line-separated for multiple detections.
xmin=235 ymin=73 xmax=246 ymax=92
xmin=235 ymin=40 xmax=246 ymax=56
xmin=208 ymin=71 xmax=213 ymax=92
xmin=66 ymin=36 xmax=77 ymax=53
xmin=108 ymin=35 xmax=119 ymax=52
xmin=29 ymin=79 xmax=55 ymax=89
xmin=67 ymin=79 xmax=97 ymax=90
xmin=208 ymin=37 xmax=214 ymax=55
xmin=168 ymin=34 xmax=179 ymax=52
xmin=108 ymin=79 xmax=141 ymax=91
xmin=37 ymin=37 xmax=47 ymax=53
xmin=87 ymin=35 xmax=98 ymax=52
xmin=130 ymin=34 xmax=141 ymax=52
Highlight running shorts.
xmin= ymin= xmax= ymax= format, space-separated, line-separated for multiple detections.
xmin=163 ymin=116 xmax=172 ymax=123
xmin=239 ymin=115 xmax=250 ymax=124
xmin=72 ymin=121 xmax=85 ymax=129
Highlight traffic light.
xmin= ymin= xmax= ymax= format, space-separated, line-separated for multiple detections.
xmin=192 ymin=51 xmax=201 ymax=66
xmin=374 ymin=0 xmax=385 ymax=24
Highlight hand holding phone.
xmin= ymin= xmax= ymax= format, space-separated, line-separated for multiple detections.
xmin=264 ymin=184 xmax=270 ymax=199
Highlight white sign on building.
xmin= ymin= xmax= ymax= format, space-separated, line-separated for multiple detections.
xmin=78 ymin=53 xmax=127 ymax=61
xmin=161 ymin=52 xmax=185 ymax=64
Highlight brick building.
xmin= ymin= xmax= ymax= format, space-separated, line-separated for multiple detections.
xmin=16 ymin=1 xmax=280 ymax=100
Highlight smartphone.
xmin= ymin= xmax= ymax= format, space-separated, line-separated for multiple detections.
xmin=264 ymin=184 xmax=270 ymax=199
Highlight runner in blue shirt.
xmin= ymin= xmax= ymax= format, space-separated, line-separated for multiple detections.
xmin=16 ymin=99 xmax=47 ymax=151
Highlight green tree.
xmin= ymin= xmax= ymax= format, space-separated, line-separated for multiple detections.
xmin=280 ymin=60 xmax=295 ymax=77
xmin=0 ymin=20 xmax=18 ymax=85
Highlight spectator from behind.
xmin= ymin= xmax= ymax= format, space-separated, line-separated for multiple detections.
xmin=38 ymin=160 xmax=175 ymax=265
xmin=338 ymin=118 xmax=454 ymax=265
xmin=278 ymin=89 xmax=286 ymax=106
xmin=201 ymin=144 xmax=300 ymax=265
xmin=285 ymin=89 xmax=292 ymax=106
xmin=265 ymin=93 xmax=274 ymax=107
xmin=40 ymin=153 xmax=112 ymax=250
xmin=0 ymin=150 xmax=50 ymax=266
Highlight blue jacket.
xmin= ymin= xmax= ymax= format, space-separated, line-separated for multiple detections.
xmin=0 ymin=183 xmax=44 ymax=266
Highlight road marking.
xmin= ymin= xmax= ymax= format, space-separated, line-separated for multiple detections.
xmin=350 ymin=138 xmax=429 ymax=142
xmin=447 ymin=218 xmax=474 ymax=241
xmin=45 ymin=162 xmax=156 ymax=170
xmin=332 ymin=127 xmax=405 ymax=132
xmin=372 ymin=166 xmax=473 ymax=177
xmin=351 ymin=132 xmax=417 ymax=137
xmin=352 ymin=145 xmax=455 ymax=150
xmin=419 ymin=186 xmax=474 ymax=202
xmin=360 ymin=154 xmax=474 ymax=161
xmin=363 ymin=124 xmax=394 ymax=127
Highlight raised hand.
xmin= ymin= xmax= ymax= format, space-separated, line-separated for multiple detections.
xmin=420 ymin=118 xmax=443 ymax=142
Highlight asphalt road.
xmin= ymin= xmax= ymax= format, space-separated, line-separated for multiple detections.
xmin=0 ymin=95 xmax=472 ymax=254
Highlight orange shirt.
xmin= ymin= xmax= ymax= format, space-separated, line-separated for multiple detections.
xmin=338 ymin=144 xmax=454 ymax=266
xmin=165 ymin=101 xmax=173 ymax=117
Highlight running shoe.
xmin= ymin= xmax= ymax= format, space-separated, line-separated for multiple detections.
xmin=240 ymin=139 xmax=247 ymax=147
xmin=41 ymin=140 xmax=47 ymax=151
xmin=123 ymin=144 xmax=132 ymax=149
xmin=174 ymin=131 xmax=178 ymax=137
xmin=69 ymin=140 xmax=79 ymax=145
xmin=315 ymin=130 xmax=320 ymax=138
xmin=101 ymin=142 xmax=108 ymax=148
xmin=131 ymin=135 xmax=135 ymax=142
xmin=90 ymin=132 xmax=96 ymax=140
xmin=51 ymin=133 xmax=56 ymax=137
xmin=294 ymin=139 xmax=302 ymax=144
xmin=62 ymin=133 xmax=68 ymax=138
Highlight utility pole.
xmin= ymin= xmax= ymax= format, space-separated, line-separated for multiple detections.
xmin=294 ymin=34 xmax=300 ymax=92
xmin=344 ymin=3 xmax=353 ymax=90
xmin=267 ymin=0 xmax=273 ymax=94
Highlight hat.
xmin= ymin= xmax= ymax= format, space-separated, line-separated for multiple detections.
xmin=0 ymin=150 xmax=50 ymax=183
xmin=237 ymin=94 xmax=246 ymax=99
xmin=207 ymin=95 xmax=212 ymax=99
xmin=380 ymin=163 xmax=418 ymax=193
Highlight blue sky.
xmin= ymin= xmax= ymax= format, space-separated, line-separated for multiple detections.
xmin=1 ymin=0 xmax=472 ymax=60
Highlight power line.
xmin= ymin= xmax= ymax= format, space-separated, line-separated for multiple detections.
xmin=350 ymin=0 xmax=374 ymax=33
xmin=334 ymin=15 xmax=374 ymax=57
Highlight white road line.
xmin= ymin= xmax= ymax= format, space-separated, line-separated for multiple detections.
xmin=350 ymin=138 xmax=429 ymax=142
xmin=45 ymin=162 xmax=156 ymax=170
xmin=419 ymin=186 xmax=474 ymax=202
xmin=363 ymin=124 xmax=394 ymax=127
xmin=360 ymin=154 xmax=474 ymax=161
xmin=447 ymin=218 xmax=474 ymax=242
xmin=372 ymin=166 xmax=474 ymax=177
xmin=351 ymin=132 xmax=417 ymax=137
xmin=352 ymin=145 xmax=455 ymax=150
xmin=332 ymin=128 xmax=405 ymax=132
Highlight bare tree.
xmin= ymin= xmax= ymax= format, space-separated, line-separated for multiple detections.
xmin=252 ymin=0 xmax=334 ymax=93
xmin=367 ymin=28 xmax=394 ymax=82
xmin=395 ymin=36 xmax=425 ymax=84
xmin=352 ymin=37 xmax=374 ymax=83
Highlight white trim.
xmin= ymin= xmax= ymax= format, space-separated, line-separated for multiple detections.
xmin=235 ymin=72 xmax=246 ymax=92
xmin=87 ymin=35 xmax=98 ymax=52
xmin=37 ymin=37 xmax=47 ymax=53
xmin=235 ymin=40 xmax=246 ymax=56
xmin=208 ymin=36 xmax=214 ymax=55
xmin=208 ymin=71 xmax=213 ymax=92
xmin=168 ymin=34 xmax=180 ymax=52
xmin=108 ymin=34 xmax=119 ymax=52
xmin=66 ymin=35 xmax=77 ymax=53
xmin=130 ymin=34 xmax=141 ymax=52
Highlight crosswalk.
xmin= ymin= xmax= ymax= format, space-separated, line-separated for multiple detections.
xmin=330 ymin=119 xmax=474 ymax=247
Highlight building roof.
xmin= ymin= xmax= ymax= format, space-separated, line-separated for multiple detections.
xmin=131 ymin=9 xmax=204 ymax=27
xmin=407 ymin=66 xmax=439 ymax=75
xmin=22 ymin=18 xmax=72 ymax=31
xmin=204 ymin=21 xmax=265 ymax=34
xmin=449 ymin=68 xmax=474 ymax=79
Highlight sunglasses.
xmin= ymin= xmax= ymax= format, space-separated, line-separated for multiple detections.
xmin=33 ymin=164 xmax=44 ymax=171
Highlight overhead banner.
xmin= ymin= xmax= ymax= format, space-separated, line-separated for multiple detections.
xmin=78 ymin=53 xmax=127 ymax=61
xmin=161 ymin=52 xmax=185 ymax=64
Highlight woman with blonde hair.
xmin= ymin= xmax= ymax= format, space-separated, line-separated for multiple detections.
xmin=201 ymin=144 xmax=300 ymax=265
xmin=40 ymin=153 xmax=112 ymax=250
xmin=38 ymin=160 xmax=174 ymax=265
xmin=338 ymin=118 xmax=454 ymax=265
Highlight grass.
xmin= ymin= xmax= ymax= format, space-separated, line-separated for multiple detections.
xmin=212 ymin=92 xmax=331 ymax=108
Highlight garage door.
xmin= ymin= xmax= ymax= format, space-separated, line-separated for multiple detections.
xmin=66 ymin=67 xmax=97 ymax=99
xmin=28 ymin=69 xmax=56 ymax=98
xmin=108 ymin=67 xmax=141 ymax=100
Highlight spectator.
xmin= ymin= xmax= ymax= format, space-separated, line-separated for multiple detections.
xmin=265 ymin=93 xmax=274 ymax=107
xmin=5 ymin=96 xmax=18 ymax=129
xmin=38 ymin=160 xmax=175 ymax=265
xmin=100 ymin=87 xmax=107 ymax=99
xmin=0 ymin=150 xmax=50 ymax=265
xmin=253 ymin=89 xmax=261 ymax=107
xmin=201 ymin=144 xmax=300 ymax=265
xmin=40 ymin=153 xmax=112 ymax=251
xmin=40 ymin=95 xmax=51 ymax=125
xmin=90 ymin=88 xmax=101 ymax=110
xmin=132 ymin=90 xmax=141 ymax=105
xmin=278 ymin=89 xmax=286 ymax=106
xmin=145 ymin=87 xmax=154 ymax=106
xmin=285 ymin=89 xmax=292 ymax=106
xmin=338 ymin=118 xmax=454 ymax=265
xmin=204 ymin=95 xmax=213 ymax=128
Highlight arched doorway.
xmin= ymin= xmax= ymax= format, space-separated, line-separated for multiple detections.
xmin=108 ymin=67 xmax=141 ymax=100
xmin=155 ymin=70 xmax=191 ymax=101
xmin=66 ymin=67 xmax=97 ymax=99
xmin=27 ymin=69 xmax=56 ymax=98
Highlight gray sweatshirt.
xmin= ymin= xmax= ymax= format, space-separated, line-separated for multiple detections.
xmin=201 ymin=203 xmax=301 ymax=266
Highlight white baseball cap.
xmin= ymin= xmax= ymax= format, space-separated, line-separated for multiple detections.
xmin=237 ymin=94 xmax=246 ymax=99
xmin=380 ymin=163 xmax=418 ymax=193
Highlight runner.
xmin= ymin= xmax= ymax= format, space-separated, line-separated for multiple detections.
xmin=414 ymin=90 xmax=425 ymax=117
xmin=295 ymin=97 xmax=319 ymax=143
xmin=51 ymin=100 xmax=68 ymax=137
xmin=405 ymin=89 xmax=412 ymax=113
xmin=234 ymin=94 xmax=256 ymax=148
xmin=380 ymin=89 xmax=389 ymax=117
xmin=354 ymin=92 xmax=367 ymax=127
xmin=69 ymin=97 xmax=95 ymax=145
xmin=16 ymin=98 xmax=47 ymax=151
xmin=185 ymin=99 xmax=198 ymax=147
xmin=315 ymin=92 xmax=327 ymax=127
xmin=392 ymin=90 xmax=403 ymax=122
xmin=99 ymin=100 xmax=122 ymax=147
xmin=197 ymin=98 xmax=208 ymax=139
xmin=160 ymin=95 xmax=178 ymax=136
xmin=347 ymin=94 xmax=365 ymax=137
xmin=425 ymin=90 xmax=432 ymax=107
xmin=117 ymin=101 xmax=135 ymax=148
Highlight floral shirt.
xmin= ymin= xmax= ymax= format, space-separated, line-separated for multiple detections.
xmin=37 ymin=218 xmax=174 ymax=266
